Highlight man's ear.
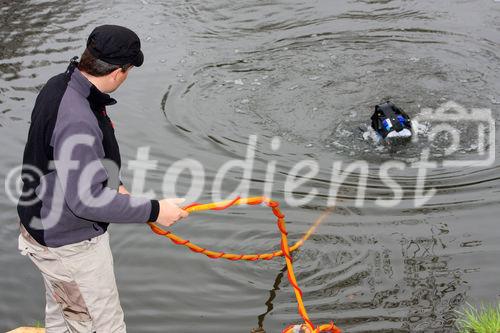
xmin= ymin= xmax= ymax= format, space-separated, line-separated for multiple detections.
xmin=111 ymin=68 xmax=122 ymax=81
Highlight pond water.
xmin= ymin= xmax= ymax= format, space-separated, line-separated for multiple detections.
xmin=0 ymin=0 xmax=499 ymax=332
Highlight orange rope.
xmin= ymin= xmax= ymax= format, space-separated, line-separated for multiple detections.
xmin=148 ymin=196 xmax=341 ymax=333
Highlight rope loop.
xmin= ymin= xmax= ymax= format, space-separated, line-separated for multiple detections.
xmin=148 ymin=196 xmax=340 ymax=333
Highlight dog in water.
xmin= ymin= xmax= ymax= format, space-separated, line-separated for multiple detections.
xmin=371 ymin=101 xmax=413 ymax=144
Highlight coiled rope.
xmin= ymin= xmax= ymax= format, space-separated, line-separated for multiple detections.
xmin=148 ymin=196 xmax=341 ymax=333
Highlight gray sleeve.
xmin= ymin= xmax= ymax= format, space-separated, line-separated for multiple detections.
xmin=52 ymin=119 xmax=159 ymax=223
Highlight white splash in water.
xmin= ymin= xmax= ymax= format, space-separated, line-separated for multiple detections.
xmin=411 ymin=120 xmax=429 ymax=135
xmin=362 ymin=126 xmax=381 ymax=143
xmin=361 ymin=120 xmax=429 ymax=144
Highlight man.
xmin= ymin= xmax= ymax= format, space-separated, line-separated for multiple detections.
xmin=17 ymin=25 xmax=187 ymax=332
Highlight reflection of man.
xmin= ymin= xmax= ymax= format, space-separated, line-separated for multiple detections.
xmin=17 ymin=25 xmax=187 ymax=332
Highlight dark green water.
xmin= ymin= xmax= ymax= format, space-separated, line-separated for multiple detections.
xmin=1 ymin=1 xmax=499 ymax=332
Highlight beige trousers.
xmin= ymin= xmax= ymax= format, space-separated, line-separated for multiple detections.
xmin=18 ymin=226 xmax=126 ymax=333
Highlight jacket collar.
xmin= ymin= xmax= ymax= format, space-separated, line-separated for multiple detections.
xmin=67 ymin=61 xmax=117 ymax=108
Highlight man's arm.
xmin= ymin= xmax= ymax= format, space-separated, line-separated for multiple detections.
xmin=53 ymin=119 xmax=159 ymax=223
xmin=53 ymin=116 xmax=188 ymax=226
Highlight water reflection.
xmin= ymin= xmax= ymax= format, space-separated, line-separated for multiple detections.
xmin=251 ymin=265 xmax=287 ymax=333
xmin=399 ymin=224 xmax=466 ymax=331
xmin=241 ymin=216 xmax=471 ymax=332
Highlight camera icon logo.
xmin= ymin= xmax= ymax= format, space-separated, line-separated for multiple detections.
xmin=413 ymin=101 xmax=495 ymax=167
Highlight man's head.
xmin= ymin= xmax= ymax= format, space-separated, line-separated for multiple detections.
xmin=78 ymin=25 xmax=144 ymax=93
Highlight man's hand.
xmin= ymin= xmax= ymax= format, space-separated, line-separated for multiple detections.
xmin=156 ymin=198 xmax=189 ymax=227
xmin=118 ymin=185 xmax=130 ymax=195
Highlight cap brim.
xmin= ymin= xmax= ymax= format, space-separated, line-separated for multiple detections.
xmin=132 ymin=50 xmax=144 ymax=67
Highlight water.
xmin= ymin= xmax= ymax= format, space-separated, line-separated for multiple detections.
xmin=1 ymin=0 xmax=499 ymax=332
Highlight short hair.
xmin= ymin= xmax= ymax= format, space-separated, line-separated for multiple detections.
xmin=78 ymin=48 xmax=131 ymax=77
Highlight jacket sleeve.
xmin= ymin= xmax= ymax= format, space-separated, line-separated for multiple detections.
xmin=52 ymin=119 xmax=160 ymax=223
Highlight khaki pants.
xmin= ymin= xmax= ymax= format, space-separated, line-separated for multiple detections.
xmin=18 ymin=226 xmax=126 ymax=333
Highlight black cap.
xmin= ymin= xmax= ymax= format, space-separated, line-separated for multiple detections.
xmin=86 ymin=25 xmax=144 ymax=67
